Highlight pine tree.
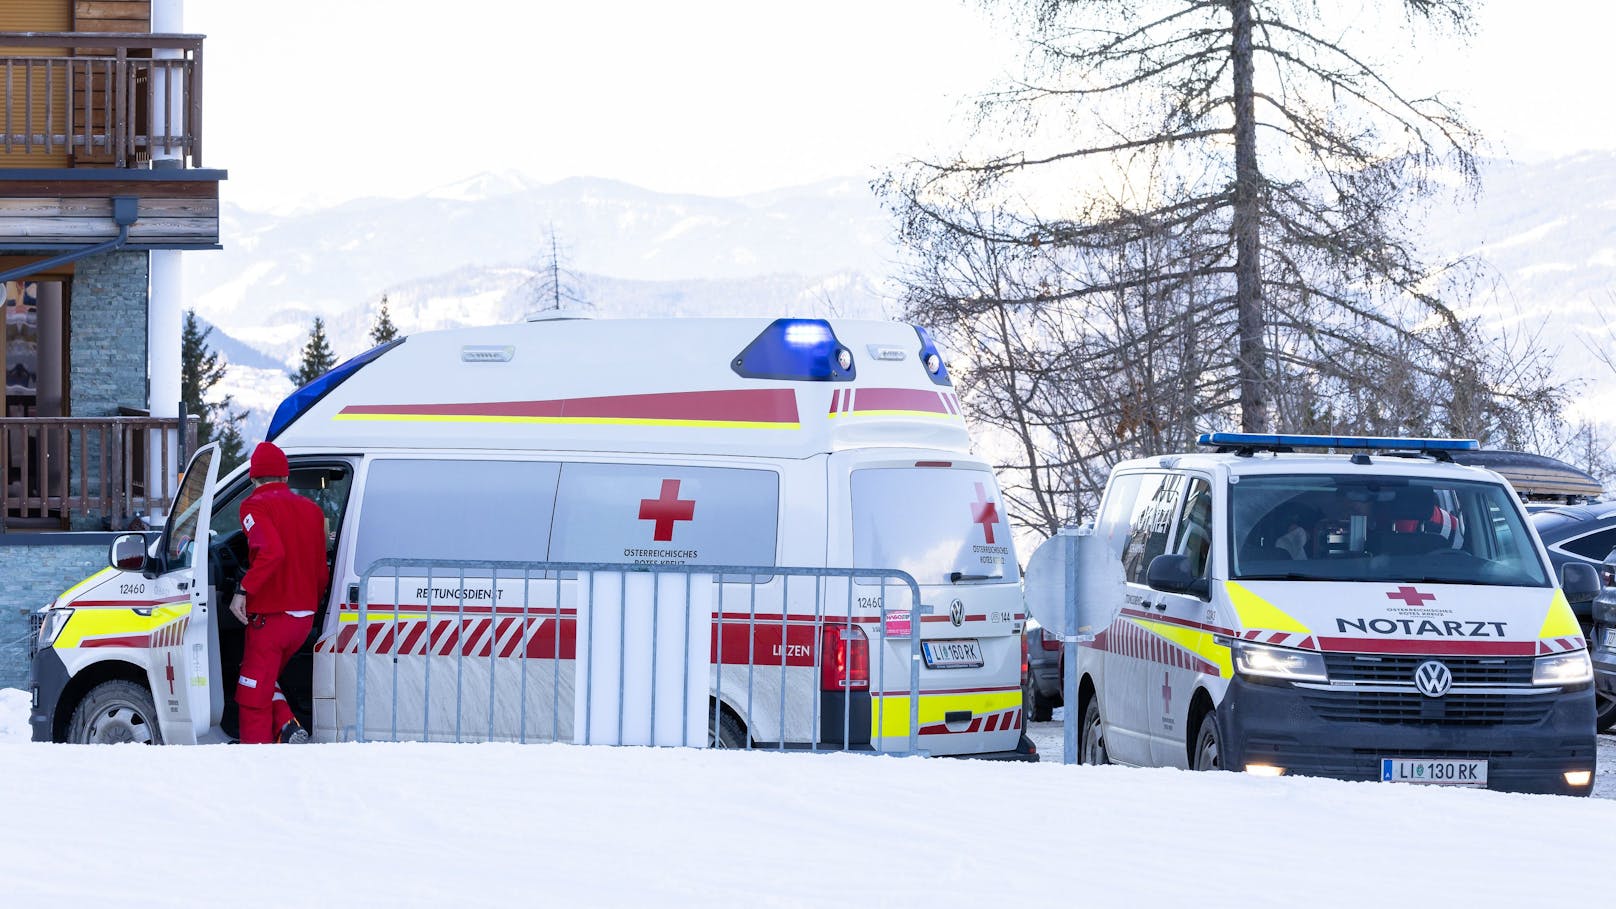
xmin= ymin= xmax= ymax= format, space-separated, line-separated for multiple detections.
xmin=370 ymin=295 xmax=400 ymax=346
xmin=179 ymin=309 xmax=247 ymax=471
xmin=289 ymin=316 xmax=338 ymax=387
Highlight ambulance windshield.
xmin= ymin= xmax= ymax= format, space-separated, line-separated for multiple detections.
xmin=1229 ymin=473 xmax=1550 ymax=587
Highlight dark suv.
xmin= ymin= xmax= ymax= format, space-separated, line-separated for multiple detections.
xmin=1529 ymin=503 xmax=1616 ymax=638
xmin=1590 ymin=556 xmax=1616 ymax=733
xmin=1022 ymin=620 xmax=1063 ymax=722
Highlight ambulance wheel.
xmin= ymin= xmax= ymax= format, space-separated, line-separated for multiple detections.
xmin=708 ymin=708 xmax=748 ymax=749
xmin=1597 ymin=689 xmax=1616 ymax=734
xmin=1078 ymin=696 xmax=1108 ymax=765
xmin=67 ymin=680 xmax=164 ymax=745
xmin=1191 ymin=711 xmax=1221 ymax=771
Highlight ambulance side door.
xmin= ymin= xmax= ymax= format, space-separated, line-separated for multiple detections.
xmin=1148 ymin=473 xmax=1215 ymax=768
xmin=1105 ymin=471 xmax=1183 ymax=766
xmin=150 ymin=442 xmax=221 ymax=744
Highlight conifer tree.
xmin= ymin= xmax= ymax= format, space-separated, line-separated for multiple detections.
xmin=289 ymin=316 xmax=338 ymax=387
xmin=370 ymin=295 xmax=400 ymax=346
xmin=179 ymin=309 xmax=246 ymax=470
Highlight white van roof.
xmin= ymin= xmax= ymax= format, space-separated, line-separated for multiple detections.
xmin=270 ymin=317 xmax=971 ymax=458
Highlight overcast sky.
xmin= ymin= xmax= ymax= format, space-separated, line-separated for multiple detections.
xmin=185 ymin=1 xmax=1616 ymax=211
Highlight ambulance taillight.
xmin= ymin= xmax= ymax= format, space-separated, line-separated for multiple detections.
xmin=820 ymin=625 xmax=869 ymax=691
xmin=1020 ymin=632 xmax=1029 ymax=680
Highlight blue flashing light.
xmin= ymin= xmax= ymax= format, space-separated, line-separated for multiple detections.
xmin=1197 ymin=433 xmax=1480 ymax=452
xmin=913 ymin=325 xmax=953 ymax=387
xmin=266 ymin=338 xmax=405 ymax=441
xmin=731 ymin=318 xmax=855 ymax=382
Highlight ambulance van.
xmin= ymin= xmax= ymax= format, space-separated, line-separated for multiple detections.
xmin=1068 ymin=433 xmax=1598 ymax=795
xmin=28 ymin=316 xmax=1034 ymax=759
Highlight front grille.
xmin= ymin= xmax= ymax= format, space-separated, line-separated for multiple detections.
xmin=1324 ymin=653 xmax=1534 ymax=686
xmin=28 ymin=612 xmax=44 ymax=659
xmin=1303 ymin=688 xmax=1552 ymax=726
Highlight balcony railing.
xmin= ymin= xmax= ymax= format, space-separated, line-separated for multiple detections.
xmin=1 ymin=416 xmax=199 ymax=531
xmin=0 ymin=32 xmax=203 ymax=167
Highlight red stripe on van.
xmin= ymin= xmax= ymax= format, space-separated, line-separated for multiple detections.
xmin=338 ymin=389 xmax=800 ymax=425
xmin=1316 ymin=636 xmax=1535 ymax=657
xmin=850 ymin=387 xmax=950 ymax=415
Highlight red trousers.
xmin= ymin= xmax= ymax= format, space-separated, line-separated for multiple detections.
xmin=237 ymin=612 xmax=314 ymax=744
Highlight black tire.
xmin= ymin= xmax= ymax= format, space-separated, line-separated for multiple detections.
xmin=67 ymin=680 xmax=164 ymax=745
xmin=708 ymin=707 xmax=748 ymax=749
xmin=1191 ymin=710 xmax=1221 ymax=771
xmin=1078 ymin=694 xmax=1108 ymax=765
xmin=1024 ymin=678 xmax=1054 ymax=723
xmin=1597 ymin=688 xmax=1616 ymax=734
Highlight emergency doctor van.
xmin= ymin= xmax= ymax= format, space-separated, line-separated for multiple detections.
xmin=28 ymin=316 xmax=1033 ymax=760
xmin=1059 ymin=433 xmax=1599 ymax=795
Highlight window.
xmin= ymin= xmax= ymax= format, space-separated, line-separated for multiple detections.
xmin=212 ymin=463 xmax=354 ymax=556
xmin=1559 ymin=527 xmax=1616 ymax=561
xmin=1228 ymin=473 xmax=1549 ymax=587
xmin=851 ymin=468 xmax=1017 ymax=585
xmin=1121 ymin=473 xmax=1183 ymax=585
xmin=1172 ymin=477 xmax=1213 ymax=579
xmin=353 ymin=459 xmax=561 ymax=570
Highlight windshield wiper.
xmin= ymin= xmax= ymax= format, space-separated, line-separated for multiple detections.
xmin=949 ymin=571 xmax=1003 ymax=584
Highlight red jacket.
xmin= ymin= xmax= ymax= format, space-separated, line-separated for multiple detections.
xmin=239 ymin=482 xmax=327 ymax=615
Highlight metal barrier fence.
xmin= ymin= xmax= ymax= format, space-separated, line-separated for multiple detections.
xmin=345 ymin=558 xmax=930 ymax=754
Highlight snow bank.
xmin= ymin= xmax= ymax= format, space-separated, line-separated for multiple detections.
xmin=2 ymin=689 xmax=1612 ymax=908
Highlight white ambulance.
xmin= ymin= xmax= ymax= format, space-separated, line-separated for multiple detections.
xmin=1063 ymin=433 xmax=1599 ymax=795
xmin=27 ymin=316 xmax=1033 ymax=759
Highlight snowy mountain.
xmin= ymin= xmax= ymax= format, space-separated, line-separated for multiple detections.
xmin=189 ymin=154 xmax=1616 ymax=442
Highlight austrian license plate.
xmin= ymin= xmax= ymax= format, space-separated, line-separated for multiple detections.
xmin=921 ymin=639 xmax=983 ymax=669
xmin=1604 ymin=628 xmax=1616 ymax=649
xmin=1380 ymin=758 xmax=1488 ymax=787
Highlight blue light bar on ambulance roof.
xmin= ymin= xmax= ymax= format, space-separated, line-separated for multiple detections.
xmin=913 ymin=325 xmax=952 ymax=387
xmin=730 ymin=318 xmax=855 ymax=382
xmin=1197 ymin=433 xmax=1480 ymax=453
xmin=266 ymin=338 xmax=405 ymax=441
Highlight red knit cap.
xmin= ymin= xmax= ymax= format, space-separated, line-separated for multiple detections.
xmin=249 ymin=442 xmax=289 ymax=479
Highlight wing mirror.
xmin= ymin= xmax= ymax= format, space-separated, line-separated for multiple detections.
xmin=109 ymin=533 xmax=152 ymax=576
xmin=1147 ymin=554 xmax=1212 ymax=599
xmin=1560 ymin=561 xmax=1601 ymax=606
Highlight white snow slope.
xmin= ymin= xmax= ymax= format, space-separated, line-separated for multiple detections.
xmin=2 ymin=688 xmax=1612 ymax=908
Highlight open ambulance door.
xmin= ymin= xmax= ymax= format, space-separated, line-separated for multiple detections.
xmin=149 ymin=443 xmax=222 ymax=744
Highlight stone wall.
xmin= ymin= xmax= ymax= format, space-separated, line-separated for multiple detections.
xmin=0 ymin=535 xmax=115 ymax=689
xmin=67 ymin=249 xmax=150 ymax=529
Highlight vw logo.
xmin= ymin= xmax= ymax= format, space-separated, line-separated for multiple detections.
xmin=1413 ymin=660 xmax=1453 ymax=698
xmin=949 ymin=599 xmax=965 ymax=627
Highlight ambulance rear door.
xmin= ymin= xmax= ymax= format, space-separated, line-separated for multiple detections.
xmin=832 ymin=452 xmax=1024 ymax=756
xmin=150 ymin=443 xmax=222 ymax=744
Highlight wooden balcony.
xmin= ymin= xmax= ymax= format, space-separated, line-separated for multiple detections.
xmin=0 ymin=32 xmax=202 ymax=167
xmin=0 ymin=32 xmax=223 ymax=251
xmin=1 ymin=415 xmax=199 ymax=531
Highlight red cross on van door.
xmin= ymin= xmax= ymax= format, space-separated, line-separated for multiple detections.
xmin=1386 ymin=586 xmax=1436 ymax=607
xmin=972 ymin=482 xmax=999 ymax=545
xmin=639 ymin=479 xmax=696 ymax=542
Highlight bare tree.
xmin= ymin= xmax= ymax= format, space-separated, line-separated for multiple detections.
xmin=524 ymin=225 xmax=591 ymax=313
xmin=882 ymin=0 xmax=1565 ymax=533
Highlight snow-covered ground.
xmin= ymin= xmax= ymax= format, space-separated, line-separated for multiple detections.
xmin=2 ymin=687 xmax=1613 ymax=908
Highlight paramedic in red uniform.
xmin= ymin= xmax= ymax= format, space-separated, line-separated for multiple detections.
xmin=229 ymin=442 xmax=326 ymax=744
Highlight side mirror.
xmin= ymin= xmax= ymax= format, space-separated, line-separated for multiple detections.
xmin=1147 ymin=553 xmax=1211 ymax=599
xmin=1560 ymin=561 xmax=1601 ymax=606
xmin=109 ymin=533 xmax=150 ymax=574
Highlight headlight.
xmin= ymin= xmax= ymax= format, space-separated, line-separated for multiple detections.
xmin=38 ymin=607 xmax=74 ymax=647
xmin=1234 ymin=640 xmax=1328 ymax=682
xmin=1533 ymin=650 xmax=1593 ymax=686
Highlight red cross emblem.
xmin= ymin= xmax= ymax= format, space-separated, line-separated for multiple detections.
xmin=1162 ymin=671 xmax=1172 ymax=714
xmin=639 ymin=479 xmax=696 ymax=542
xmin=1385 ymin=586 xmax=1436 ymax=607
xmin=165 ymin=653 xmax=176 ymax=696
xmin=971 ymin=483 xmax=1000 ymax=545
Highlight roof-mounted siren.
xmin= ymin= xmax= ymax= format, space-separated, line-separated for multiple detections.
xmin=913 ymin=325 xmax=952 ymax=387
xmin=731 ymin=318 xmax=855 ymax=381
xmin=1197 ymin=432 xmax=1479 ymax=461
